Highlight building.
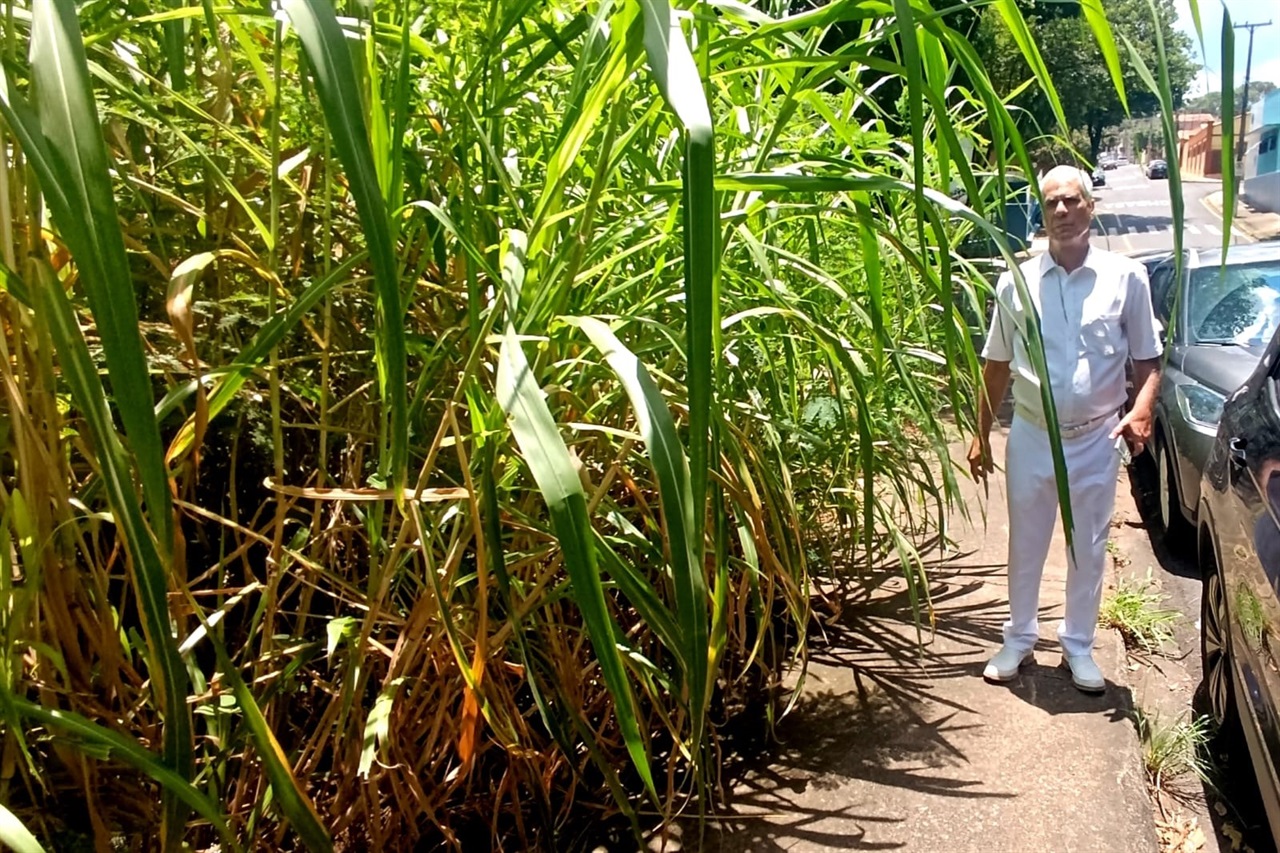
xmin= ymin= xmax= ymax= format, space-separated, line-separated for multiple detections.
xmin=1243 ymin=90 xmax=1280 ymax=213
xmin=1176 ymin=112 xmax=1216 ymax=135
xmin=1179 ymin=119 xmax=1225 ymax=178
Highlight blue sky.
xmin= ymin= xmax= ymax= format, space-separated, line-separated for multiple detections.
xmin=1174 ymin=0 xmax=1280 ymax=98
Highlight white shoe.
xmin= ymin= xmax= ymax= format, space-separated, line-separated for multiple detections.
xmin=983 ymin=645 xmax=1034 ymax=682
xmin=1062 ymin=653 xmax=1106 ymax=693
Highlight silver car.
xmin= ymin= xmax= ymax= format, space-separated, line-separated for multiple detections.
xmin=1146 ymin=244 xmax=1280 ymax=542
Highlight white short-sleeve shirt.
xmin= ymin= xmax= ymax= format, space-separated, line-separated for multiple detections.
xmin=981 ymin=246 xmax=1163 ymax=426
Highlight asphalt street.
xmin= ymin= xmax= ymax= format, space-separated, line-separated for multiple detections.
xmin=1087 ymin=163 xmax=1249 ymax=255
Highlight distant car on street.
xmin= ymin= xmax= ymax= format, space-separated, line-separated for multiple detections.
xmin=1147 ymin=159 xmax=1168 ymax=179
xmin=1092 ymin=165 xmax=1106 ymax=187
xmin=1146 ymin=244 xmax=1280 ymax=542
xmin=1196 ymin=321 xmax=1280 ymax=843
xmin=1102 ymin=157 xmax=1120 ymax=170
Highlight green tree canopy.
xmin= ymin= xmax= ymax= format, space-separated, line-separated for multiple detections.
xmin=1184 ymin=80 xmax=1277 ymax=117
xmin=975 ymin=0 xmax=1197 ymax=162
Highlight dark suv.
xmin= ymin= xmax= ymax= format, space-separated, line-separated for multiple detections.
xmin=1197 ymin=323 xmax=1280 ymax=842
xmin=1147 ymin=159 xmax=1168 ymax=179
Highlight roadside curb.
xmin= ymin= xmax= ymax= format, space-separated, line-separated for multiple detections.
xmin=1201 ymin=190 xmax=1280 ymax=242
xmin=1200 ymin=192 xmax=1258 ymax=242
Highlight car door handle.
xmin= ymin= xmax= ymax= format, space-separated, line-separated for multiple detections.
xmin=1229 ymin=436 xmax=1249 ymax=466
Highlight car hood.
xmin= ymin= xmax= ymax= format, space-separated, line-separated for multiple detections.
xmin=1181 ymin=343 xmax=1266 ymax=395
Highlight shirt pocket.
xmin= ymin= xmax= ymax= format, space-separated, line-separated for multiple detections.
xmin=1081 ymin=312 xmax=1124 ymax=357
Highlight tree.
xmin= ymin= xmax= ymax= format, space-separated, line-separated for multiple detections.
xmin=1184 ymin=80 xmax=1277 ymax=117
xmin=975 ymin=0 xmax=1197 ymax=162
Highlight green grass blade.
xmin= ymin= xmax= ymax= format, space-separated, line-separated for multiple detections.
xmin=527 ymin=3 xmax=632 ymax=262
xmin=574 ymin=317 xmax=709 ymax=744
xmin=892 ymin=0 xmax=927 ymax=257
xmin=495 ymin=325 xmax=656 ymax=800
xmin=1080 ymin=0 xmax=1127 ymax=114
xmin=0 ymin=692 xmax=239 ymax=852
xmin=162 ymin=3 xmax=186 ymax=90
xmin=992 ymin=0 xmax=1068 ymax=133
xmin=207 ymin=643 xmax=332 ymax=851
xmin=0 ymin=803 xmax=47 ymax=853
xmin=0 ymin=257 xmax=31 ymax=308
xmin=224 ymin=11 xmax=276 ymax=102
xmin=636 ymin=0 xmax=717 ymax=549
xmin=1121 ymin=19 xmax=1183 ymax=269
xmin=284 ymin=0 xmax=407 ymax=491
xmin=386 ymin=5 xmax=414 ymax=218
xmin=1184 ymin=0 xmax=1204 ymax=47
xmin=592 ymin=531 xmax=685 ymax=663
xmin=31 ymin=257 xmax=194 ymax=847
xmin=26 ymin=0 xmax=173 ymax=553
xmin=1218 ymin=11 xmax=1235 ymax=250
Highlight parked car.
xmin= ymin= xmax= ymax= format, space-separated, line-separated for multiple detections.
xmin=1146 ymin=244 xmax=1280 ymax=541
xmin=1147 ymin=159 xmax=1168 ymax=179
xmin=1197 ymin=322 xmax=1280 ymax=842
xmin=1091 ymin=165 xmax=1106 ymax=187
xmin=1129 ymin=248 xmax=1172 ymax=278
xmin=1102 ymin=157 xmax=1120 ymax=170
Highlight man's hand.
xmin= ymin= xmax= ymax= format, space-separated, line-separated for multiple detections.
xmin=970 ymin=360 xmax=1011 ymax=484
xmin=968 ymin=435 xmax=994 ymax=482
xmin=1115 ymin=357 xmax=1161 ymax=458
xmin=1109 ymin=408 xmax=1153 ymax=457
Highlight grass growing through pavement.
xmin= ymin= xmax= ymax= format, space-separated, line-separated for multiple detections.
xmin=1135 ymin=710 xmax=1215 ymax=793
xmin=1099 ymin=571 xmax=1181 ymax=653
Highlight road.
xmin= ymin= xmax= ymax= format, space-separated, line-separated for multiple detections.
xmin=1087 ymin=163 xmax=1250 ymax=255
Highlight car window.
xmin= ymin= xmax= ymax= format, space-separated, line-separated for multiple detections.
xmin=1188 ymin=260 xmax=1280 ymax=346
xmin=1148 ymin=262 xmax=1175 ymax=323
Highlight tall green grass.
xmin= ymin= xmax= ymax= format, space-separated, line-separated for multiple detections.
xmin=0 ymin=0 xmax=1217 ymax=848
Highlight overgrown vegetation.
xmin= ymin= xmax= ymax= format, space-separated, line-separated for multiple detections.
xmin=1100 ymin=572 xmax=1182 ymax=653
xmin=1136 ymin=710 xmax=1215 ymax=793
xmin=974 ymin=0 xmax=1196 ymax=162
xmin=0 ymin=0 xmax=1220 ymax=849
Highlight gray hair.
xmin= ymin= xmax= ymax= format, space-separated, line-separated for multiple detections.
xmin=1039 ymin=164 xmax=1093 ymax=201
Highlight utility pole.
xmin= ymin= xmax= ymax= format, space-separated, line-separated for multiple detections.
xmin=1234 ymin=20 xmax=1272 ymax=210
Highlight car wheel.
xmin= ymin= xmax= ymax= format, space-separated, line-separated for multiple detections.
xmin=1200 ymin=540 xmax=1238 ymax=729
xmin=1156 ymin=433 xmax=1193 ymax=544
xmin=1198 ymin=560 xmax=1228 ymax=722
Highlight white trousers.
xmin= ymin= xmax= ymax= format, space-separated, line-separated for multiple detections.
xmin=1003 ymin=413 xmax=1120 ymax=658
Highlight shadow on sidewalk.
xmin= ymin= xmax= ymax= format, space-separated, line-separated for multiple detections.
xmin=687 ymin=546 xmax=1140 ymax=852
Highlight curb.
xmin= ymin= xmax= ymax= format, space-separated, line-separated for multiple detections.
xmin=1200 ymin=192 xmax=1264 ymax=242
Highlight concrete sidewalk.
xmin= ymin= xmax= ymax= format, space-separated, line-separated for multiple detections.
xmin=1201 ymin=190 xmax=1280 ymax=242
xmin=692 ymin=427 xmax=1157 ymax=853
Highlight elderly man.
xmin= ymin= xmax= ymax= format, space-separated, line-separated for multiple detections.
xmin=968 ymin=164 xmax=1162 ymax=693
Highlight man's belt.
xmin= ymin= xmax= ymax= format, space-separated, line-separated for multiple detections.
xmin=1013 ymin=401 xmax=1114 ymax=439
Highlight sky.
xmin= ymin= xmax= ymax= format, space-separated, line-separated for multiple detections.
xmin=1173 ymin=0 xmax=1280 ymax=98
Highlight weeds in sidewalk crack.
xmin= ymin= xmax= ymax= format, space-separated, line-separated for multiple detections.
xmin=1100 ymin=570 xmax=1180 ymax=653
xmin=1136 ymin=709 xmax=1215 ymax=794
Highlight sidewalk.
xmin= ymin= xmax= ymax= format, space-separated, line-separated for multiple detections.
xmin=690 ymin=427 xmax=1157 ymax=853
xmin=1201 ymin=191 xmax=1280 ymax=242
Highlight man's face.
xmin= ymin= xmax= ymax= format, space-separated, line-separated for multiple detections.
xmin=1042 ymin=175 xmax=1094 ymax=246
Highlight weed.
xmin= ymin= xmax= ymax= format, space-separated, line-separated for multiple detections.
xmin=1099 ymin=571 xmax=1181 ymax=653
xmin=1106 ymin=538 xmax=1131 ymax=568
xmin=1135 ymin=710 xmax=1215 ymax=792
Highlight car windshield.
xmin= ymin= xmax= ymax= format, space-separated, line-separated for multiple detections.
xmin=1188 ymin=259 xmax=1280 ymax=346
